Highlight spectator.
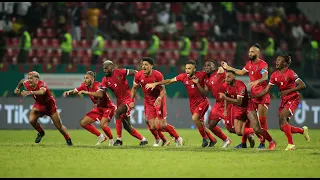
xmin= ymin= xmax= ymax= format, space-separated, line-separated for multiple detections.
xmin=291 ymin=22 xmax=306 ymax=48
xmin=71 ymin=3 xmax=82 ymax=41
xmin=123 ymin=17 xmax=139 ymax=40
xmin=91 ymin=32 xmax=105 ymax=64
xmin=86 ymin=7 xmax=100 ymax=40
xmin=59 ymin=28 xmax=72 ymax=64
xmin=17 ymin=27 xmax=31 ymax=64
xmin=312 ymin=21 xmax=320 ymax=42
xmin=16 ymin=2 xmax=32 ymax=17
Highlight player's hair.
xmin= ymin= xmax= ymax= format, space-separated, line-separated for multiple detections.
xmin=86 ymin=71 xmax=96 ymax=78
xmin=28 ymin=71 xmax=40 ymax=79
xmin=279 ymin=54 xmax=292 ymax=66
xmin=251 ymin=43 xmax=261 ymax=49
xmin=103 ymin=60 xmax=113 ymax=66
xmin=226 ymin=70 xmax=236 ymax=75
xmin=206 ymin=59 xmax=219 ymax=68
xmin=141 ymin=57 xmax=154 ymax=65
xmin=186 ymin=60 xmax=197 ymax=68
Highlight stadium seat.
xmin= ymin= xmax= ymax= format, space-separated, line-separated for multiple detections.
xmin=303 ymin=24 xmax=313 ymax=33
xmin=46 ymin=28 xmax=56 ymax=38
xmin=32 ymin=38 xmax=39 ymax=47
xmin=51 ymin=39 xmax=60 ymax=48
xmin=189 ymin=51 xmax=198 ymax=61
xmin=36 ymin=28 xmax=45 ymax=38
xmin=139 ymin=40 xmax=147 ymax=49
xmin=176 ymin=21 xmax=183 ymax=31
xmin=120 ymin=40 xmax=129 ymax=48
xmin=130 ymin=40 xmax=140 ymax=49
xmin=253 ymin=13 xmax=262 ymax=22
xmin=193 ymin=22 xmax=202 ymax=31
xmin=40 ymin=38 xmax=49 ymax=47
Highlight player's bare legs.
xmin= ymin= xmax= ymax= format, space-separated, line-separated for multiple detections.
xmin=208 ymin=120 xmax=232 ymax=148
xmin=235 ymin=120 xmax=255 ymax=148
xmin=29 ymin=108 xmax=45 ymax=143
xmin=257 ymin=104 xmax=268 ymax=148
xmin=113 ymin=104 xmax=147 ymax=146
xmin=148 ymin=118 xmax=165 ymax=147
xmin=100 ymin=117 xmax=114 ymax=146
xmin=247 ymin=111 xmax=276 ymax=150
xmin=279 ymin=108 xmax=310 ymax=150
xmin=192 ymin=113 xmax=217 ymax=147
xmin=80 ymin=116 xmax=106 ymax=146
xmin=50 ymin=111 xmax=73 ymax=146
xmin=158 ymin=119 xmax=183 ymax=147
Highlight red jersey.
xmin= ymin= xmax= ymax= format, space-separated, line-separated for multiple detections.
xmin=243 ymin=59 xmax=268 ymax=96
xmin=101 ymin=69 xmax=131 ymax=104
xmin=225 ymin=80 xmax=249 ymax=107
xmin=23 ymin=80 xmax=55 ymax=105
xmin=205 ymin=70 xmax=227 ymax=103
xmin=134 ymin=70 xmax=164 ymax=105
xmin=269 ymin=68 xmax=300 ymax=101
xmin=175 ymin=72 xmax=208 ymax=111
xmin=75 ymin=81 xmax=115 ymax=109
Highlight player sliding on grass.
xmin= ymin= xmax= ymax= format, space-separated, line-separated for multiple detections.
xmin=130 ymin=57 xmax=183 ymax=147
xmin=14 ymin=71 xmax=73 ymax=146
xmin=64 ymin=71 xmax=115 ymax=146
xmin=251 ymin=54 xmax=310 ymax=150
xmin=219 ymin=70 xmax=277 ymax=150
xmin=146 ymin=60 xmax=217 ymax=147
xmin=101 ymin=60 xmax=148 ymax=146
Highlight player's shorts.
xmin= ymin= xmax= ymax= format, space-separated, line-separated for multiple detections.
xmin=117 ymin=98 xmax=133 ymax=117
xmin=144 ymin=97 xmax=167 ymax=121
xmin=251 ymin=93 xmax=271 ymax=110
xmin=208 ymin=102 xmax=226 ymax=121
xmin=86 ymin=106 xmax=116 ymax=122
xmin=278 ymin=95 xmax=300 ymax=117
xmin=33 ymin=99 xmax=57 ymax=117
xmin=191 ymin=99 xmax=209 ymax=121
xmin=231 ymin=99 xmax=255 ymax=122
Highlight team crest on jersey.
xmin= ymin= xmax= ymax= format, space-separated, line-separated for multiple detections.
xmin=117 ymin=76 xmax=120 ymax=80
xmin=108 ymin=82 xmax=111 ymax=85
xmin=241 ymin=90 xmax=245 ymax=95
xmin=141 ymin=79 xmax=144 ymax=83
xmin=186 ymin=81 xmax=189 ymax=84
xmin=191 ymin=84 xmax=195 ymax=88
xmin=211 ymin=81 xmax=214 ymax=85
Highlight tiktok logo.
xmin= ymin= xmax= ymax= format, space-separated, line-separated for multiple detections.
xmin=294 ymin=100 xmax=320 ymax=125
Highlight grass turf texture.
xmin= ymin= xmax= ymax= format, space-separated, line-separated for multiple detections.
xmin=0 ymin=129 xmax=319 ymax=178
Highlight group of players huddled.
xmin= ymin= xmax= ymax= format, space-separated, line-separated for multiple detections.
xmin=14 ymin=43 xmax=311 ymax=150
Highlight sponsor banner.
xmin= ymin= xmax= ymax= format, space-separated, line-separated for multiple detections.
xmin=0 ymin=98 xmax=319 ymax=129
xmin=24 ymin=74 xmax=84 ymax=90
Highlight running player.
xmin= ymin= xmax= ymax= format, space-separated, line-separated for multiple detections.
xmin=221 ymin=43 xmax=269 ymax=148
xmin=146 ymin=60 xmax=217 ymax=147
xmin=130 ymin=57 xmax=183 ymax=147
xmin=14 ymin=71 xmax=73 ymax=145
xmin=219 ymin=70 xmax=277 ymax=150
xmin=101 ymin=60 xmax=148 ymax=146
xmin=251 ymin=54 xmax=310 ymax=150
xmin=63 ymin=71 xmax=115 ymax=146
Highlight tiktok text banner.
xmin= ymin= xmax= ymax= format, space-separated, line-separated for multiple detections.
xmin=0 ymin=98 xmax=319 ymax=129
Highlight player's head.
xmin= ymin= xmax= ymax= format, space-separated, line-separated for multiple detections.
xmin=185 ymin=60 xmax=197 ymax=77
xmin=204 ymin=59 xmax=219 ymax=75
xmin=248 ymin=43 xmax=260 ymax=61
xmin=276 ymin=54 xmax=291 ymax=70
xmin=225 ymin=70 xmax=236 ymax=85
xmin=103 ymin=60 xmax=114 ymax=77
xmin=84 ymin=71 xmax=96 ymax=87
xmin=141 ymin=57 xmax=154 ymax=75
xmin=27 ymin=71 xmax=40 ymax=86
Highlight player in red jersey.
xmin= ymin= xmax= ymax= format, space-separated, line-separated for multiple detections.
xmin=101 ymin=60 xmax=148 ymax=146
xmin=193 ymin=59 xmax=233 ymax=148
xmin=146 ymin=60 xmax=217 ymax=147
xmin=252 ymin=54 xmax=310 ymax=150
xmin=14 ymin=71 xmax=73 ymax=145
xmin=219 ymin=70 xmax=277 ymax=150
xmin=131 ymin=57 xmax=183 ymax=147
xmin=221 ymin=43 xmax=269 ymax=148
xmin=63 ymin=71 xmax=116 ymax=146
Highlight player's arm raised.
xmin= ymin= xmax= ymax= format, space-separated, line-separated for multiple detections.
xmin=221 ymin=61 xmax=247 ymax=76
xmin=21 ymin=87 xmax=47 ymax=97
xmin=14 ymin=79 xmax=26 ymax=94
xmin=63 ymin=89 xmax=79 ymax=97
xmin=145 ymin=77 xmax=177 ymax=90
xmin=192 ymin=77 xmax=209 ymax=96
xmin=249 ymin=68 xmax=268 ymax=87
xmin=127 ymin=69 xmax=138 ymax=76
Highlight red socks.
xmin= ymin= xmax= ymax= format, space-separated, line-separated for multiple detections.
xmin=206 ymin=129 xmax=216 ymax=142
xmin=291 ymin=126 xmax=304 ymax=134
xmin=259 ymin=116 xmax=268 ymax=130
xmin=64 ymin=134 xmax=70 ymax=140
xmin=282 ymin=124 xmax=293 ymax=144
xmin=102 ymin=126 xmax=113 ymax=139
xmin=148 ymin=124 xmax=160 ymax=139
xmin=116 ymin=119 xmax=122 ymax=139
xmin=81 ymin=124 xmax=101 ymax=137
xmin=158 ymin=130 xmax=167 ymax=142
xmin=163 ymin=124 xmax=179 ymax=140
xmin=197 ymin=126 xmax=208 ymax=139
xmin=36 ymin=126 xmax=44 ymax=133
xmin=242 ymin=127 xmax=254 ymax=144
xmin=130 ymin=128 xmax=143 ymax=140
xmin=260 ymin=128 xmax=273 ymax=142
xmin=210 ymin=126 xmax=227 ymax=141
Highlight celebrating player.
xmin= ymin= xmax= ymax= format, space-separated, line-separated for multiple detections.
xmin=193 ymin=59 xmax=233 ymax=148
xmin=101 ymin=60 xmax=148 ymax=146
xmin=14 ymin=71 xmax=73 ymax=146
xmin=131 ymin=57 xmax=183 ymax=147
xmin=146 ymin=60 xmax=217 ymax=147
xmin=63 ymin=71 xmax=115 ymax=146
xmin=218 ymin=70 xmax=277 ymax=150
xmin=251 ymin=54 xmax=310 ymax=150
xmin=221 ymin=44 xmax=269 ymax=148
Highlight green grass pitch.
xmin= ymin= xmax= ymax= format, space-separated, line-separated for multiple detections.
xmin=0 ymin=129 xmax=319 ymax=178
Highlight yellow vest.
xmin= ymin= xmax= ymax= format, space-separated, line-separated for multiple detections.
xmin=93 ymin=35 xmax=104 ymax=56
xmin=147 ymin=35 xmax=160 ymax=55
xmin=20 ymin=31 xmax=31 ymax=51
xmin=180 ymin=37 xmax=191 ymax=56
xmin=61 ymin=33 xmax=72 ymax=53
xmin=200 ymin=37 xmax=208 ymax=56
